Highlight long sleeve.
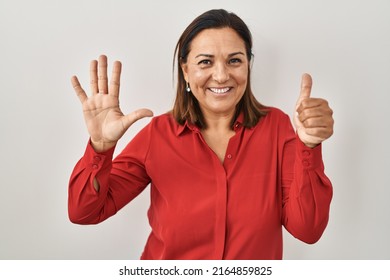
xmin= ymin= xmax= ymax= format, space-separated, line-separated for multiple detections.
xmin=281 ymin=119 xmax=333 ymax=244
xmin=67 ymin=111 xmax=333 ymax=259
xmin=68 ymin=124 xmax=152 ymax=225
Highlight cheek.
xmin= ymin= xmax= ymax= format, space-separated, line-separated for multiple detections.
xmin=188 ymin=69 xmax=210 ymax=86
xmin=235 ymin=72 xmax=249 ymax=99
xmin=235 ymin=69 xmax=249 ymax=86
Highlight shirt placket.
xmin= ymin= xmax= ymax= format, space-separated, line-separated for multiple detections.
xmin=195 ymin=122 xmax=243 ymax=259
xmin=193 ymin=129 xmax=227 ymax=259
xmin=221 ymin=122 xmax=242 ymax=258
xmin=213 ymin=159 xmax=228 ymax=259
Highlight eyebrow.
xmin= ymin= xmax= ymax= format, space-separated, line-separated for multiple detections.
xmin=195 ymin=52 xmax=245 ymax=58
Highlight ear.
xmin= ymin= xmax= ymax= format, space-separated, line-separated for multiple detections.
xmin=180 ymin=61 xmax=189 ymax=82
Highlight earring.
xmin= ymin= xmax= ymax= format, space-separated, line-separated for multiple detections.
xmin=186 ymin=82 xmax=191 ymax=93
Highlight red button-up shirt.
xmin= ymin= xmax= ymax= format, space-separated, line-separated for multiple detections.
xmin=68 ymin=107 xmax=333 ymax=259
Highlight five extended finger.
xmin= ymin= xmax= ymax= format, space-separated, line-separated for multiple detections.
xmin=122 ymin=109 xmax=154 ymax=129
xmin=109 ymin=61 xmax=122 ymax=97
xmin=90 ymin=60 xmax=98 ymax=94
xmin=71 ymin=76 xmax=87 ymax=103
xmin=98 ymin=55 xmax=108 ymax=94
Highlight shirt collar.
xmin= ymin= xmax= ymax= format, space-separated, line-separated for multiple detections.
xmin=176 ymin=112 xmax=245 ymax=136
xmin=176 ymin=120 xmax=200 ymax=136
xmin=235 ymin=112 xmax=244 ymax=128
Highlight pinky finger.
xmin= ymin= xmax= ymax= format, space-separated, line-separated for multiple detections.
xmin=304 ymin=127 xmax=333 ymax=140
xmin=71 ymin=76 xmax=87 ymax=103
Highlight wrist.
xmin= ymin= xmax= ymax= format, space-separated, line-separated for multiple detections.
xmin=303 ymin=142 xmax=318 ymax=149
xmin=90 ymin=139 xmax=117 ymax=153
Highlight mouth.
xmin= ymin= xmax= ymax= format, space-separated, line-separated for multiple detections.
xmin=208 ymin=87 xmax=233 ymax=95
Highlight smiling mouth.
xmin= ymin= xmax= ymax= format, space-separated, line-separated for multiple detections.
xmin=208 ymin=87 xmax=232 ymax=94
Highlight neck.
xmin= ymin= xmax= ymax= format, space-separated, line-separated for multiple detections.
xmin=200 ymin=110 xmax=237 ymax=164
xmin=202 ymin=110 xmax=235 ymax=133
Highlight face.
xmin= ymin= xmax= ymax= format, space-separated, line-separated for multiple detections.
xmin=181 ymin=27 xmax=249 ymax=119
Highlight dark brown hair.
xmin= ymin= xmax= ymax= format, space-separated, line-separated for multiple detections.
xmin=172 ymin=9 xmax=268 ymax=129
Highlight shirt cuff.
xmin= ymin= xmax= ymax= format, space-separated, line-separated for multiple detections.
xmin=296 ymin=137 xmax=323 ymax=170
xmin=82 ymin=139 xmax=116 ymax=172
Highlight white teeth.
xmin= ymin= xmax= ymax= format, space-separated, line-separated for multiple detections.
xmin=209 ymin=87 xmax=230 ymax=94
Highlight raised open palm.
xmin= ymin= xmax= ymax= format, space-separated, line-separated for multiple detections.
xmin=71 ymin=55 xmax=153 ymax=152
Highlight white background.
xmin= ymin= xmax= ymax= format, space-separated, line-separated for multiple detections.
xmin=0 ymin=0 xmax=389 ymax=259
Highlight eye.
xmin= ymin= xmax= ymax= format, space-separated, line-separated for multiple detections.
xmin=198 ymin=59 xmax=212 ymax=65
xmin=229 ymin=58 xmax=242 ymax=64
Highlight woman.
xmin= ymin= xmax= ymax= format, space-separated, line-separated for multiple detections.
xmin=69 ymin=9 xmax=334 ymax=259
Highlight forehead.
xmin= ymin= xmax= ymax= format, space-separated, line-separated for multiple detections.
xmin=189 ymin=27 xmax=246 ymax=55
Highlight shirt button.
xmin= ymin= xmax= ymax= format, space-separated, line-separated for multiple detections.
xmin=92 ymin=164 xmax=99 ymax=169
xmin=94 ymin=156 xmax=101 ymax=161
xmin=303 ymin=150 xmax=310 ymax=157
xmin=302 ymin=160 xmax=310 ymax=167
xmin=227 ymin=154 xmax=232 ymax=159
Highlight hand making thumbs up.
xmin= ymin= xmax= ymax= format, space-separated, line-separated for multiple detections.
xmin=293 ymin=73 xmax=334 ymax=148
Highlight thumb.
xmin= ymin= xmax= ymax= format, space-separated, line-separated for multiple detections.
xmin=296 ymin=73 xmax=312 ymax=108
xmin=122 ymin=108 xmax=154 ymax=129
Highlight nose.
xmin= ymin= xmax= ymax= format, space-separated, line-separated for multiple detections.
xmin=212 ymin=62 xmax=229 ymax=83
